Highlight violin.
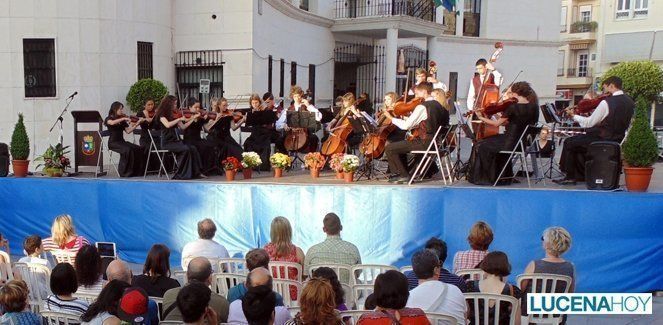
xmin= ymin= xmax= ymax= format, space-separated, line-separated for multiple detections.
xmin=393 ymin=97 xmax=424 ymax=117
xmin=480 ymin=97 xmax=517 ymax=116
xmin=172 ymin=109 xmax=196 ymax=119
xmin=206 ymin=110 xmax=244 ymax=122
xmin=566 ymin=93 xmax=611 ymax=116
xmin=118 ymin=114 xmax=140 ymax=123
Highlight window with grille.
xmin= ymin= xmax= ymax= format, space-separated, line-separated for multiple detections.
xmin=634 ymin=0 xmax=648 ymax=18
xmin=616 ymin=0 xmax=647 ymax=19
xmin=616 ymin=0 xmax=631 ymax=19
xmin=291 ymin=62 xmax=297 ymax=86
xmin=308 ymin=64 xmax=315 ymax=100
xmin=23 ymin=38 xmax=56 ymax=98
xmin=279 ymin=59 xmax=285 ymax=97
xmin=137 ymin=41 xmax=153 ymax=80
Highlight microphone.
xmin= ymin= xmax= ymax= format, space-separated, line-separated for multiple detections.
xmin=67 ymin=91 xmax=78 ymax=99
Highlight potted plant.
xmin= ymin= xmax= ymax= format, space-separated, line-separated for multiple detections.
xmin=329 ymin=153 xmax=345 ymax=179
xmin=341 ymin=154 xmax=360 ymax=183
xmin=222 ymin=156 xmax=241 ymax=181
xmin=270 ymin=153 xmax=292 ymax=178
xmin=10 ymin=113 xmax=30 ymax=177
xmin=35 ymin=143 xmax=71 ymax=177
xmin=241 ymin=152 xmax=262 ymax=179
xmin=622 ymin=97 xmax=660 ymax=192
xmin=304 ymin=152 xmax=326 ymax=178
xmin=125 ymin=79 xmax=169 ymax=113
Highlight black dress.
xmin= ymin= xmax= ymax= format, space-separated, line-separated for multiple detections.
xmin=183 ymin=119 xmax=218 ymax=174
xmin=132 ymin=274 xmax=180 ymax=298
xmin=243 ymin=125 xmax=273 ymax=171
xmin=467 ymin=103 xmax=539 ymax=185
xmin=207 ymin=116 xmax=244 ymax=162
xmin=104 ymin=117 xmax=146 ymax=177
xmin=467 ymin=280 xmax=522 ymax=325
xmin=159 ymin=121 xmax=203 ymax=179
xmin=136 ymin=111 xmax=165 ymax=171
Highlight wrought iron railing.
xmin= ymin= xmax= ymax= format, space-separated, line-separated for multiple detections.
xmin=335 ymin=0 xmax=436 ymax=22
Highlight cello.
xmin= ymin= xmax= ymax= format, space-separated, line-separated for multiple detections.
xmin=320 ymin=109 xmax=354 ymax=156
xmin=469 ymin=42 xmax=504 ymax=140
xmin=283 ymin=102 xmax=310 ymax=152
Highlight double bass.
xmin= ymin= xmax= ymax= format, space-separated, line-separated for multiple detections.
xmin=469 ymin=42 xmax=504 ymax=140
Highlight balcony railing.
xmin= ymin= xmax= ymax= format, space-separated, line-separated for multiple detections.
xmin=567 ymin=67 xmax=591 ymax=78
xmin=334 ymin=0 xmax=436 ymax=22
xmin=557 ymin=68 xmax=564 ymax=76
xmin=570 ymin=21 xmax=597 ymax=33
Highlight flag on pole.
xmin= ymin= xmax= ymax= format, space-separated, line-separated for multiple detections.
xmin=434 ymin=0 xmax=456 ymax=12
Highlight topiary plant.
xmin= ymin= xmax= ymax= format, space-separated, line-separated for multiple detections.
xmin=125 ymin=78 xmax=168 ymax=113
xmin=622 ymin=97 xmax=659 ymax=167
xmin=602 ymin=61 xmax=663 ymax=102
xmin=10 ymin=113 xmax=30 ymax=160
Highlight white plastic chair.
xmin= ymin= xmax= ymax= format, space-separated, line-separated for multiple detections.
xmin=218 ymin=258 xmax=248 ymax=275
xmin=456 ymin=268 xmax=487 ymax=282
xmin=172 ymin=270 xmax=187 ymax=286
xmin=41 ymin=311 xmax=83 ymax=325
xmin=426 ymin=311 xmax=460 ymax=325
xmin=517 ymin=273 xmax=573 ymax=325
xmin=309 ymin=263 xmax=353 ymax=285
xmin=409 ymin=124 xmax=458 ymax=185
xmin=14 ymin=262 xmax=51 ymax=312
xmin=273 ymin=278 xmax=302 ymax=307
xmin=158 ymin=321 xmax=184 ymax=325
xmin=72 ymin=292 xmax=98 ymax=304
xmin=50 ymin=249 xmax=77 ymax=267
xmin=340 ymin=310 xmax=368 ymax=324
xmin=182 ymin=256 xmax=223 ymax=273
xmin=399 ymin=265 xmax=413 ymax=273
xmin=351 ymin=264 xmax=398 ymax=286
xmin=352 ymin=284 xmax=374 ymax=310
xmin=464 ymin=293 xmax=519 ymax=325
xmin=269 ymin=261 xmax=303 ymax=282
xmin=150 ymin=296 xmax=164 ymax=321
xmin=0 ymin=250 xmax=13 ymax=284
xmin=212 ymin=273 xmax=246 ymax=297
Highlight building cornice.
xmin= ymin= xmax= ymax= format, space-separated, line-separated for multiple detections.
xmin=434 ymin=35 xmax=562 ymax=48
xmin=264 ymin=0 xmax=334 ymax=28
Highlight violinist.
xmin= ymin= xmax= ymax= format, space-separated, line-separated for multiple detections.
xmin=243 ymin=94 xmax=276 ymax=171
xmin=276 ymin=86 xmax=322 ymax=152
xmin=467 ymin=58 xmax=503 ymax=110
xmin=431 ymin=88 xmax=451 ymax=111
xmin=382 ymin=82 xmax=449 ymax=184
xmin=466 ymin=82 xmax=539 ymax=186
xmin=155 ymin=95 xmax=204 ymax=179
xmin=555 ymin=76 xmax=634 ymax=185
xmin=205 ymin=97 xmax=245 ymax=162
xmin=326 ymin=92 xmax=364 ymax=148
xmin=136 ymin=98 xmax=157 ymax=149
xmin=380 ymin=92 xmax=406 ymax=143
xmin=263 ymin=92 xmax=287 ymax=154
xmin=182 ymin=98 xmax=218 ymax=174
xmin=104 ymin=102 xmax=147 ymax=177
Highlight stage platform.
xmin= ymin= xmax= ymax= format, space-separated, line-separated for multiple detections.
xmin=1 ymin=168 xmax=662 ymax=294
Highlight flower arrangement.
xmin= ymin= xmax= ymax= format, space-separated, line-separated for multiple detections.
xmin=35 ymin=143 xmax=71 ymax=172
xmin=328 ymin=153 xmax=345 ymax=172
xmin=241 ymin=152 xmax=262 ymax=169
xmin=270 ymin=153 xmax=292 ymax=169
xmin=222 ymin=156 xmax=241 ymax=171
xmin=304 ymin=152 xmax=326 ymax=170
xmin=341 ymin=154 xmax=360 ymax=173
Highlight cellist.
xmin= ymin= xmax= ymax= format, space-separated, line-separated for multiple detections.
xmin=325 ymin=93 xmax=364 ymax=148
xmin=467 ymin=58 xmax=503 ymax=110
xmin=275 ymin=86 xmax=322 ymax=152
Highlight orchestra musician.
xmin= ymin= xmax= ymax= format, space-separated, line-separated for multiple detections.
xmin=467 ymin=82 xmax=539 ymax=185
xmin=382 ymin=82 xmax=449 ymax=184
xmin=244 ymin=94 xmax=277 ymax=171
xmin=381 ymin=92 xmax=406 ymax=143
xmin=325 ymin=92 xmax=365 ymax=148
xmin=431 ymin=88 xmax=451 ymax=112
xmin=275 ymin=86 xmax=322 ymax=152
xmin=555 ymin=76 xmax=634 ymax=185
xmin=136 ymin=98 xmax=157 ymax=149
xmin=155 ymin=95 xmax=204 ymax=179
xmin=467 ymin=58 xmax=503 ymax=110
xmin=182 ymin=98 xmax=219 ymax=174
xmin=104 ymin=102 xmax=147 ymax=177
xmin=205 ymin=97 xmax=245 ymax=162
xmin=262 ymin=92 xmax=287 ymax=154
xmin=408 ymin=68 xmax=447 ymax=96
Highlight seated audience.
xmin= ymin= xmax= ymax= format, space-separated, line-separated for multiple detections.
xmin=0 ymin=233 xmax=8 ymax=260
xmin=241 ymin=285 xmax=277 ymax=325
xmin=42 ymin=214 xmax=90 ymax=254
xmin=357 ymin=270 xmax=429 ymax=324
xmin=227 ymin=248 xmax=285 ymax=305
xmin=80 ymin=280 xmax=131 ymax=325
xmin=162 ymin=257 xmax=230 ymax=322
xmin=364 ymin=293 xmax=377 ymax=311
xmin=116 ymin=287 xmax=150 ymax=324
xmin=311 ymin=267 xmax=348 ymax=312
xmin=132 ymin=244 xmax=180 ymax=297
xmin=105 ymin=260 xmax=159 ymax=325
xmin=0 ymin=280 xmax=42 ymax=325
xmin=18 ymin=235 xmax=52 ymax=268
xmin=44 ymin=263 xmax=89 ymax=318
xmin=466 ymin=251 xmax=522 ymax=325
xmin=404 ymin=237 xmax=467 ymax=292
xmin=181 ymin=218 xmax=230 ymax=271
xmin=304 ymin=213 xmax=361 ymax=284
xmin=406 ymin=250 xmax=466 ymax=324
xmin=177 ymin=282 xmax=219 ymax=325
xmin=227 ymin=267 xmax=291 ymax=324
xmin=264 ymin=217 xmax=305 ymax=300
xmin=453 ymin=221 xmax=493 ymax=274
xmin=285 ymin=278 xmax=344 ymax=325
xmin=76 ymin=245 xmax=105 ymax=295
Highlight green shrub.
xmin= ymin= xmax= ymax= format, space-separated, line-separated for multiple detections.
xmin=10 ymin=113 xmax=30 ymax=160
xmin=602 ymin=61 xmax=663 ymax=102
xmin=125 ymin=79 xmax=168 ymax=113
xmin=622 ymin=97 xmax=659 ymax=167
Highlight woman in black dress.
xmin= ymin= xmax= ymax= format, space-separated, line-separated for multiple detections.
xmin=155 ymin=95 xmax=204 ymax=179
xmin=205 ymin=97 xmax=245 ymax=162
xmin=182 ymin=98 xmax=219 ymax=174
xmin=243 ymin=94 xmax=275 ymax=171
xmin=104 ymin=102 xmax=146 ymax=177
xmin=468 ymin=81 xmax=540 ymax=185
xmin=136 ymin=99 xmax=157 ymax=148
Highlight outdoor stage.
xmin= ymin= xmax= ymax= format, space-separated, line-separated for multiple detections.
xmin=1 ymin=170 xmax=662 ymax=294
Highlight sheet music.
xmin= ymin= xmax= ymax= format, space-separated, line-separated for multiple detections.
xmin=360 ymin=112 xmax=378 ymax=127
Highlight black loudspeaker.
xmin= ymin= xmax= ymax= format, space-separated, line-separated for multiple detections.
xmin=0 ymin=143 xmax=9 ymax=177
xmin=585 ymin=141 xmax=621 ymax=190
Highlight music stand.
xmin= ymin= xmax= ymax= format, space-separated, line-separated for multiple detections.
xmin=540 ymin=103 xmax=564 ymax=179
xmin=353 ymin=115 xmax=386 ymax=181
xmin=245 ymin=110 xmax=278 ymax=126
xmin=450 ymin=102 xmax=474 ymax=180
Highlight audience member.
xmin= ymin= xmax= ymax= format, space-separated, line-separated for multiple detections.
xmin=42 ymin=214 xmax=90 ymax=254
xmin=405 ymin=250 xmax=466 ymax=324
xmin=76 ymin=245 xmax=105 ymax=295
xmin=162 ymin=257 xmax=230 ymax=322
xmin=404 ymin=237 xmax=467 ymax=292
xmin=286 ymin=278 xmax=344 ymax=325
xmin=357 ymin=270 xmax=429 ymax=324
xmin=117 ymin=287 xmax=150 ymax=324
xmin=264 ymin=217 xmax=305 ymax=299
xmin=227 ymin=248 xmax=285 ymax=305
xmin=227 ymin=267 xmax=291 ymax=324
xmin=0 ymin=280 xmax=42 ymax=324
xmin=44 ymin=263 xmax=89 ymax=318
xmin=311 ymin=267 xmax=347 ymax=311
xmin=364 ymin=293 xmax=377 ymax=311
xmin=105 ymin=260 xmax=159 ymax=325
xmin=177 ymin=282 xmax=218 ymax=325
xmin=181 ymin=219 xmax=230 ymax=271
xmin=18 ymin=235 xmax=52 ymax=268
xmin=466 ymin=251 xmax=522 ymax=325
xmin=304 ymin=213 xmax=361 ymax=284
xmin=241 ymin=285 xmax=277 ymax=325
xmin=453 ymin=221 xmax=493 ymax=274
xmin=132 ymin=244 xmax=180 ymax=297
xmin=80 ymin=280 xmax=131 ymax=324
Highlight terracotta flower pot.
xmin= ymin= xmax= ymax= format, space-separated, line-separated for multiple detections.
xmin=225 ymin=169 xmax=236 ymax=181
xmin=310 ymin=168 xmax=320 ymax=178
xmin=624 ymin=166 xmax=654 ymax=192
xmin=243 ymin=168 xmax=253 ymax=179
xmin=344 ymin=171 xmax=355 ymax=183
xmin=12 ymin=160 xmax=29 ymax=178
xmin=274 ymin=168 xmax=283 ymax=178
xmin=335 ymin=171 xmax=344 ymax=179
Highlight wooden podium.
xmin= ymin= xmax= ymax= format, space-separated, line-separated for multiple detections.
xmin=71 ymin=111 xmax=104 ymax=174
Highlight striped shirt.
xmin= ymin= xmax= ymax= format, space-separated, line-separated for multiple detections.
xmin=44 ymin=295 xmax=89 ymax=318
xmin=77 ymin=278 xmax=105 ymax=296
xmin=452 ymin=250 xmax=489 ymax=274
xmin=43 ymin=236 xmax=90 ymax=254
xmin=404 ymin=268 xmax=468 ymax=293
xmin=304 ymin=235 xmax=362 ymax=279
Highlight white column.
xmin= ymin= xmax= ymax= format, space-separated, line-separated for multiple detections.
xmin=385 ymin=28 xmax=399 ymax=93
xmin=455 ymin=0 xmax=464 ymax=36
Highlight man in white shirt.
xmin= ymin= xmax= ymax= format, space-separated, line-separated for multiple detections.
xmin=181 ymin=219 xmax=229 ymax=271
xmin=467 ymin=59 xmax=503 ymax=111
xmin=555 ymin=76 xmax=635 ymax=185
xmin=275 ymin=85 xmax=322 ymax=152
xmin=406 ymin=250 xmax=466 ymax=325
xmin=227 ymin=267 xmax=291 ymax=324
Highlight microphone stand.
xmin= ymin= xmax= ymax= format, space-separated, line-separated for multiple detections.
xmin=49 ymin=96 xmax=75 ymax=146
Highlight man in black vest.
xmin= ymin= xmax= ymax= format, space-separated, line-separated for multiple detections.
xmin=383 ymin=82 xmax=450 ymax=184
xmin=555 ymin=76 xmax=634 ymax=185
